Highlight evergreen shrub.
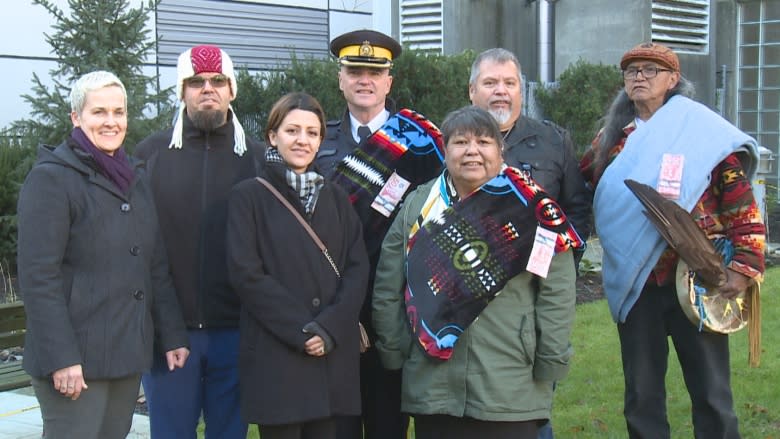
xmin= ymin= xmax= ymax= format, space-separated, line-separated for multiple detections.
xmin=535 ymin=59 xmax=623 ymax=156
xmin=232 ymin=48 xmax=477 ymax=138
xmin=0 ymin=131 xmax=35 ymax=273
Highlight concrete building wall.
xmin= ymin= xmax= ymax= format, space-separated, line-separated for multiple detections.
xmin=441 ymin=0 xmax=538 ymax=79
xmin=677 ymin=3 xmax=718 ymax=110
xmin=714 ymin=0 xmax=739 ymax=123
xmin=555 ymin=0 xmax=649 ymax=75
xmin=555 ymin=0 xmax=718 ymax=109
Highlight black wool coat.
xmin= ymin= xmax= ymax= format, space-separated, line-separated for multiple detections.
xmin=17 ymin=140 xmax=188 ymax=379
xmin=226 ymin=164 xmax=369 ymax=425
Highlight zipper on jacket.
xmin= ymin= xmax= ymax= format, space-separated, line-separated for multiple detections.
xmin=196 ymin=132 xmax=211 ymax=326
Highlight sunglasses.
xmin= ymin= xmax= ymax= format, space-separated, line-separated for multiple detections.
xmin=185 ymin=75 xmax=229 ymax=89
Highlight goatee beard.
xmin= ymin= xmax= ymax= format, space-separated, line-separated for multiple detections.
xmin=488 ymin=108 xmax=511 ymax=127
xmin=190 ymin=109 xmax=228 ymax=132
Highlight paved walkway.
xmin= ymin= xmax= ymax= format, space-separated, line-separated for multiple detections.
xmin=0 ymin=385 xmax=149 ymax=438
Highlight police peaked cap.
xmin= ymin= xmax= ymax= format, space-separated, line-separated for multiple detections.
xmin=330 ymin=29 xmax=402 ymax=68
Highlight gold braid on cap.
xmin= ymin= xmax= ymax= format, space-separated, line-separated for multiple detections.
xmin=339 ymin=44 xmax=393 ymax=61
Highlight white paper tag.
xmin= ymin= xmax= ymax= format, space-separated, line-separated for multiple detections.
xmin=657 ymin=153 xmax=684 ymax=200
xmin=526 ymin=226 xmax=557 ymax=278
xmin=371 ymin=172 xmax=411 ymax=217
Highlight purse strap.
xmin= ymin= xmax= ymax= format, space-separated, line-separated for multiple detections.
xmin=255 ymin=177 xmax=341 ymax=278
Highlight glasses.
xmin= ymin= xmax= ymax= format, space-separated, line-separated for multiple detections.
xmin=184 ymin=75 xmax=229 ymax=89
xmin=623 ymin=66 xmax=673 ymax=80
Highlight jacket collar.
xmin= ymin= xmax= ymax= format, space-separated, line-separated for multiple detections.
xmin=503 ymin=116 xmax=535 ymax=146
xmin=329 ymin=98 xmax=398 ymax=140
xmin=38 ymin=139 xmax=140 ymax=200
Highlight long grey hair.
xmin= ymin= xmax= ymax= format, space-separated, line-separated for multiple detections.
xmin=593 ymin=76 xmax=696 ymax=178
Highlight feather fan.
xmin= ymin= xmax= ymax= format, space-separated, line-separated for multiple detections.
xmin=624 ymin=179 xmax=726 ymax=287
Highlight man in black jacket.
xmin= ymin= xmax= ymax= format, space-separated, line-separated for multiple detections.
xmin=134 ymin=45 xmax=263 ymax=439
xmin=469 ymin=47 xmax=592 ymax=439
xmin=316 ymin=30 xmax=410 ymax=439
xmin=469 ymin=48 xmax=592 ymax=260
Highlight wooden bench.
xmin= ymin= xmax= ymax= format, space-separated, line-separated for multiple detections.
xmin=0 ymin=301 xmax=29 ymax=391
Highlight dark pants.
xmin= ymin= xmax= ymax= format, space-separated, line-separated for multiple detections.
xmin=260 ymin=417 xmax=337 ymax=439
xmin=537 ymin=421 xmax=553 ymax=439
xmin=142 ymin=328 xmax=246 ymax=439
xmin=336 ymin=347 xmax=408 ymax=439
xmin=414 ymin=415 xmax=538 ymax=439
xmin=618 ymin=284 xmax=740 ymax=439
xmin=32 ymin=374 xmax=140 ymax=439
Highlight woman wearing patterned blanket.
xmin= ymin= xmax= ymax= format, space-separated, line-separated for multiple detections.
xmin=371 ymin=106 xmax=582 ymax=439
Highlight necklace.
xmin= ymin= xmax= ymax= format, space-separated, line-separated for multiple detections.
xmin=502 ymin=125 xmax=514 ymax=141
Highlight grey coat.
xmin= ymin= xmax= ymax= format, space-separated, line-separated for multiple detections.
xmin=17 ymin=140 xmax=188 ymax=380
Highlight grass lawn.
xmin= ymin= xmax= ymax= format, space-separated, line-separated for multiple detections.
xmin=201 ymin=267 xmax=780 ymax=439
xmin=552 ymin=266 xmax=780 ymax=438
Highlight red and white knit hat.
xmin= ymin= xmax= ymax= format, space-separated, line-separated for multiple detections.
xmin=169 ymin=45 xmax=246 ymax=156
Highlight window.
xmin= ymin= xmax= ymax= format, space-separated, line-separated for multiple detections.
xmin=737 ymin=1 xmax=780 ymax=159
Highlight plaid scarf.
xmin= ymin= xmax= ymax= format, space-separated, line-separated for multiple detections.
xmin=265 ymin=147 xmax=324 ymax=215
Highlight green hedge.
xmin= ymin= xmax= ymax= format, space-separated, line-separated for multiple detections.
xmin=535 ymin=59 xmax=624 ymax=156
xmin=233 ymin=51 xmax=623 ymax=161
xmin=233 ymin=48 xmax=477 ymax=139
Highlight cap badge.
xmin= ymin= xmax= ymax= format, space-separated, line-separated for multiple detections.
xmin=359 ymin=41 xmax=374 ymax=57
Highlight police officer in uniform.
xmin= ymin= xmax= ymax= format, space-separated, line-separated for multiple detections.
xmin=317 ymin=30 xmax=409 ymax=439
xmin=317 ymin=30 xmax=402 ymax=178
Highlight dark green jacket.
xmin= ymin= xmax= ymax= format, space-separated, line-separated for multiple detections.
xmin=372 ymin=178 xmax=576 ymax=422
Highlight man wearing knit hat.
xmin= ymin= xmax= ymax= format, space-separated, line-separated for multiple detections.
xmin=135 ymin=44 xmax=263 ymax=439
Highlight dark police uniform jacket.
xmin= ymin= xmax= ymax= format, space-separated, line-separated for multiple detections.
xmin=316 ymin=102 xmax=397 ymax=179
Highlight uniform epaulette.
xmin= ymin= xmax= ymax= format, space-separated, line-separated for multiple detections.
xmin=326 ymin=119 xmax=340 ymax=127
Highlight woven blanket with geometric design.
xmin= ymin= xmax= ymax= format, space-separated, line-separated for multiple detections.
xmin=404 ymin=167 xmax=584 ymax=360
xmin=330 ymin=108 xmax=444 ymax=257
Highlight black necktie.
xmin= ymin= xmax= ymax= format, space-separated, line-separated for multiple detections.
xmin=357 ymin=125 xmax=371 ymax=144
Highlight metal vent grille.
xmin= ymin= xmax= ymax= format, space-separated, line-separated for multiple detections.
xmin=651 ymin=0 xmax=709 ymax=54
xmin=156 ymin=0 xmax=329 ymax=70
xmin=399 ymin=0 xmax=443 ymax=53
